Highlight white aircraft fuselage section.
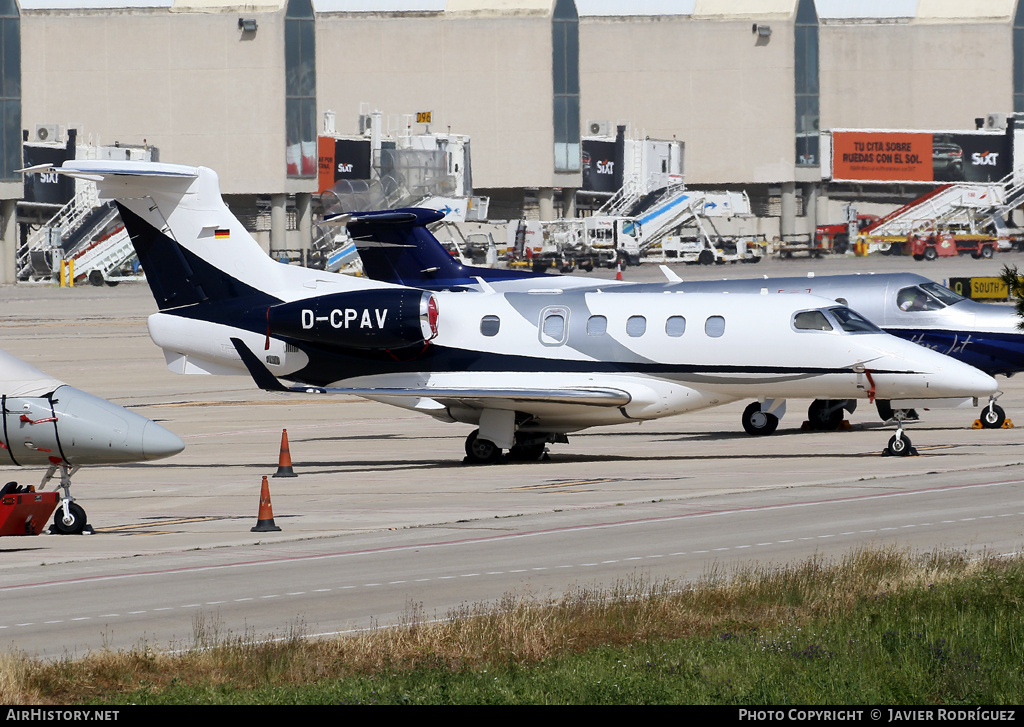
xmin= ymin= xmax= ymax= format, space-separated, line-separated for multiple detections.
xmin=144 ymin=280 xmax=996 ymax=433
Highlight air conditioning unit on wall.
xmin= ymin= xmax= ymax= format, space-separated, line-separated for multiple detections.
xmin=34 ymin=124 xmax=61 ymax=143
xmin=985 ymin=113 xmax=1007 ymax=131
xmin=587 ymin=120 xmax=610 ymax=137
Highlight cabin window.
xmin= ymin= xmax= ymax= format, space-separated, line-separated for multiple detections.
xmin=543 ymin=313 xmax=565 ymax=338
xmin=626 ymin=315 xmax=647 ymax=337
xmin=665 ymin=316 xmax=686 ymax=337
xmin=540 ymin=306 xmax=570 ymax=345
xmin=587 ymin=315 xmax=607 ymax=335
xmin=705 ymin=315 xmax=726 ymax=338
xmin=793 ymin=310 xmax=833 ymax=331
xmin=480 ymin=315 xmax=500 ymax=337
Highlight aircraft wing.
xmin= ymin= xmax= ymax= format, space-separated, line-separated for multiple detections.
xmin=229 ymin=339 xmax=631 ymax=408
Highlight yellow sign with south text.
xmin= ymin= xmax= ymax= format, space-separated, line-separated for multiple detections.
xmin=949 ymin=276 xmax=1022 ymax=300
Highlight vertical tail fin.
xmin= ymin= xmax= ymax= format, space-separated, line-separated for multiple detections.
xmin=344 ymin=208 xmax=544 ymax=287
xmin=56 ymin=161 xmax=299 ymax=309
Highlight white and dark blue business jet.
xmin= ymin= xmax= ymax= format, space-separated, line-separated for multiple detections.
xmin=34 ymin=161 xmax=997 ymax=462
xmin=341 ymin=208 xmax=1024 ymax=434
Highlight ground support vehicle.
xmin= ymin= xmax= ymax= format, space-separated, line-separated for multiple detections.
xmin=906 ymin=231 xmax=997 ymax=261
xmin=816 ymin=213 xmax=879 ymax=255
xmin=777 ymin=233 xmax=833 ymax=259
xmin=653 ymin=234 xmax=763 ymax=265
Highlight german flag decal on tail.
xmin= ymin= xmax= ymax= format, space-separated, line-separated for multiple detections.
xmin=215 ymin=229 xmax=230 ymax=240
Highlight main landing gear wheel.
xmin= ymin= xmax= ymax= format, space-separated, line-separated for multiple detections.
xmin=980 ymin=404 xmax=1006 ymax=429
xmin=52 ymin=501 xmax=87 ymax=535
xmin=464 ymin=429 xmax=502 ymax=465
xmin=742 ymin=402 xmax=779 ymax=436
xmin=807 ymin=400 xmax=845 ymax=430
xmin=507 ymin=442 xmax=546 ymax=461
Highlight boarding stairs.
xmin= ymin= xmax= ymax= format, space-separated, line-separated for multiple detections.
xmin=17 ymin=184 xmax=141 ymax=284
xmin=634 ymin=187 xmax=752 ymax=251
xmin=17 ymin=184 xmax=99 ymax=281
xmin=633 ymin=188 xmax=706 ymax=251
xmin=69 ymin=224 xmax=136 ymax=285
xmin=862 ymin=172 xmax=1024 ymax=245
xmin=988 ymin=171 xmax=1024 ymax=224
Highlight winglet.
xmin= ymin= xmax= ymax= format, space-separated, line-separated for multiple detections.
xmin=230 ymin=338 xmax=290 ymax=392
xmin=659 ymin=265 xmax=683 ymax=283
xmin=473 ymin=276 xmax=497 ymax=294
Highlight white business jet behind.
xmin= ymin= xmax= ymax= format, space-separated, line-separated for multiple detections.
xmin=36 ymin=160 xmax=996 ymax=462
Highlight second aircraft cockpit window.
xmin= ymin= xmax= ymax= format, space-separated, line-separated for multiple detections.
xmin=897 ymin=283 xmax=966 ymax=312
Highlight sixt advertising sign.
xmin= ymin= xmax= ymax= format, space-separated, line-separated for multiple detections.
xmin=23 ymin=142 xmax=75 ymax=205
xmin=582 ymin=139 xmax=618 ymax=193
xmin=831 ymin=131 xmax=1011 ymax=184
xmin=318 ymin=137 xmax=373 ymax=193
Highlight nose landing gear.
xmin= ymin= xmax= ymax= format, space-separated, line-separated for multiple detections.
xmin=39 ymin=463 xmax=91 ymax=535
xmin=883 ymin=411 xmax=918 ymax=457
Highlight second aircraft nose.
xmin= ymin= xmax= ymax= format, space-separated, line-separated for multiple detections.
xmin=142 ymin=420 xmax=186 ymax=461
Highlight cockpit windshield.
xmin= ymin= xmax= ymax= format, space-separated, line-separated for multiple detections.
xmin=920 ymin=282 xmax=966 ymax=306
xmin=896 ymin=283 xmax=965 ymax=312
xmin=827 ymin=306 xmax=882 ymax=334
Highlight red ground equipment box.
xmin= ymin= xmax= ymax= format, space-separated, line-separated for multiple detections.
xmin=0 ymin=488 xmax=59 ymax=536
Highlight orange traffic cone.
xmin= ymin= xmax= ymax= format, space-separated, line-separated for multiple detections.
xmin=251 ymin=476 xmax=282 ymax=532
xmin=273 ymin=428 xmax=297 ymax=478
xmin=615 ymin=262 xmax=623 ymax=281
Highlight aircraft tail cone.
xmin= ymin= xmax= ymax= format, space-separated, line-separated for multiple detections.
xmin=273 ymin=428 xmax=298 ymax=478
xmin=615 ymin=262 xmax=623 ymax=281
xmin=251 ymin=476 xmax=282 ymax=532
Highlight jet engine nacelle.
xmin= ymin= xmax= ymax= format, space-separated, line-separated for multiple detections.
xmin=267 ymin=289 xmax=438 ymax=350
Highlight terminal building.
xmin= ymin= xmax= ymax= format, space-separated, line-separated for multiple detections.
xmin=2 ymin=0 xmax=1024 ymax=280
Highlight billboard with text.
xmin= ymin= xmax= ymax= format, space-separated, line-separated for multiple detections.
xmin=830 ymin=130 xmax=1011 ymax=184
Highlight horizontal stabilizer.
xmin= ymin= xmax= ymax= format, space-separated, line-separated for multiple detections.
xmin=20 ymin=160 xmax=200 ymax=181
xmin=342 ymin=207 xmax=543 ymax=288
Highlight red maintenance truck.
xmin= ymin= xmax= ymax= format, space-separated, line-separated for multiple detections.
xmin=907 ymin=230 xmax=997 ymax=261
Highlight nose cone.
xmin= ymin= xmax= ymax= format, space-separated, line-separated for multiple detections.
xmin=909 ymin=352 xmax=997 ymax=399
xmin=950 ymin=363 xmax=999 ymax=398
xmin=873 ymin=338 xmax=998 ymax=401
xmin=142 ymin=420 xmax=185 ymax=461
xmin=49 ymin=385 xmax=185 ymax=465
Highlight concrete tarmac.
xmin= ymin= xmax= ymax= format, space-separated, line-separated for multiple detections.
xmin=0 ymin=253 xmax=1022 ymax=654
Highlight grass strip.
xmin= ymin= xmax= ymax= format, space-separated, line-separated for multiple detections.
xmin=3 ymin=546 xmax=1022 ymax=704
